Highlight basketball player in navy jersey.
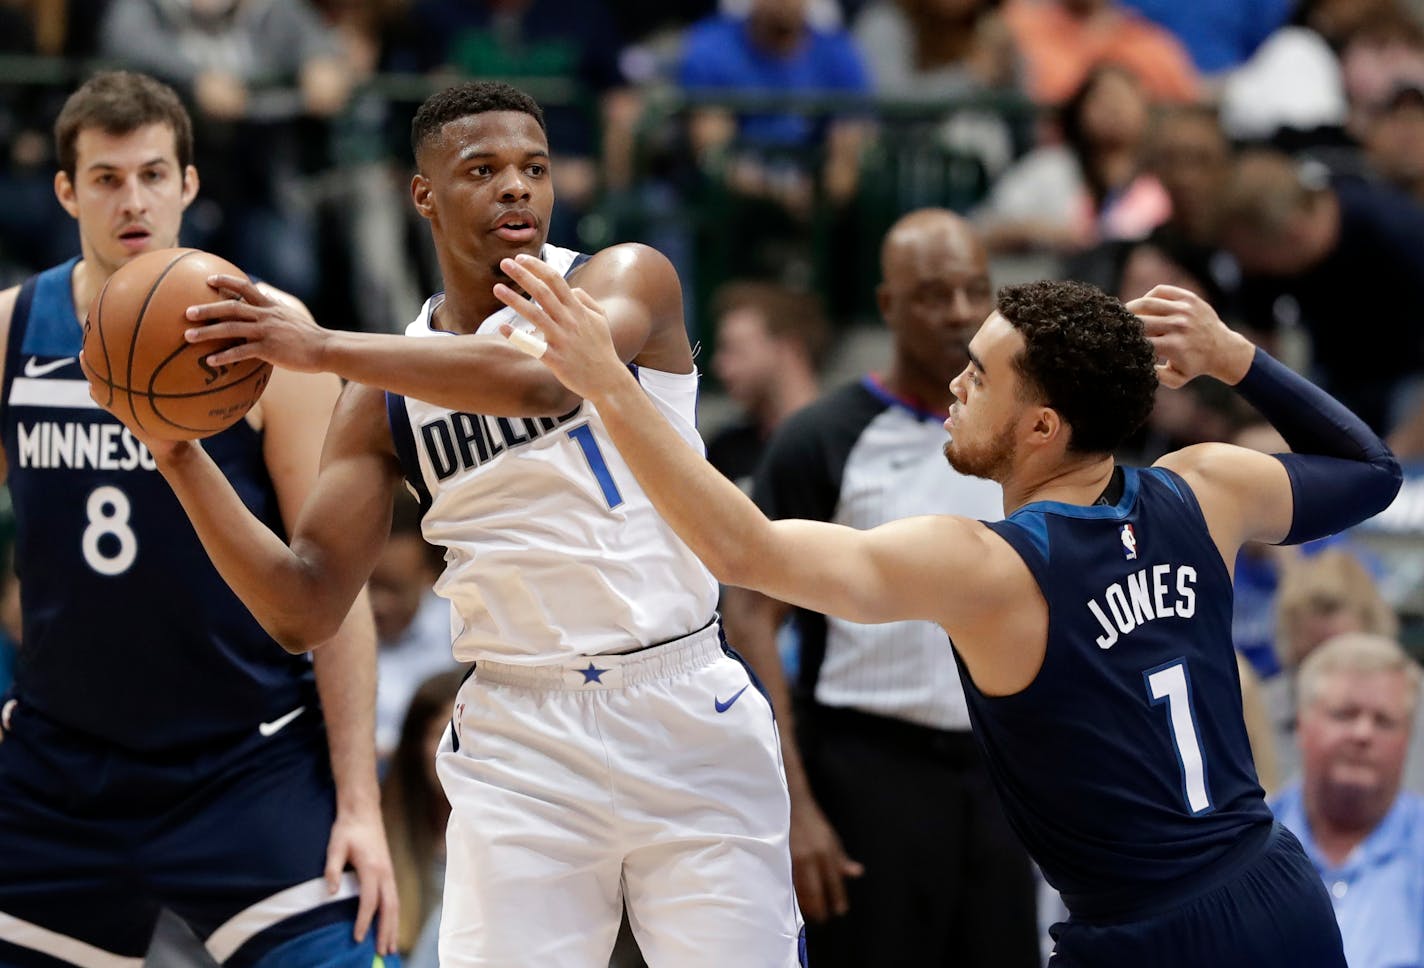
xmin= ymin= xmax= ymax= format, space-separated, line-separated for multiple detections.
xmin=0 ymin=72 xmax=398 ymax=966
xmin=106 ymin=82 xmax=803 ymax=966
xmin=500 ymin=262 xmax=1403 ymax=966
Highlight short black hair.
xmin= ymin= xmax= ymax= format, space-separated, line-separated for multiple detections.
xmin=55 ymin=71 xmax=193 ymax=177
xmin=410 ymin=81 xmax=546 ymax=162
xmin=997 ymin=280 xmax=1157 ymax=455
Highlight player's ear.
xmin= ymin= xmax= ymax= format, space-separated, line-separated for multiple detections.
xmin=54 ymin=170 xmax=78 ymax=220
xmin=1031 ymin=406 xmax=1063 ymax=448
xmin=412 ymin=172 xmax=435 ymax=220
xmin=180 ymin=164 xmax=199 ymax=209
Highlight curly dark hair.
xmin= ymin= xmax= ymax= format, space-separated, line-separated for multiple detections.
xmin=997 ymin=280 xmax=1157 ymax=455
xmin=410 ymin=81 xmax=546 ymax=162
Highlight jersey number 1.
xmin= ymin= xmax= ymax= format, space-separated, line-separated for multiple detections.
xmin=1145 ymin=659 xmax=1211 ymax=815
xmin=566 ymin=424 xmax=624 ymax=509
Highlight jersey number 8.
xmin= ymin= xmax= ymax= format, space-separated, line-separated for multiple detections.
xmin=83 ymin=485 xmax=137 ymax=576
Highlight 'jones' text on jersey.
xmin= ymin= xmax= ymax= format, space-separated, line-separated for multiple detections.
xmin=419 ymin=404 xmax=583 ymax=480
xmin=1087 ymin=563 xmax=1198 ymax=650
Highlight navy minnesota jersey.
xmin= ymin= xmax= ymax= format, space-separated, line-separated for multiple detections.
xmin=0 ymin=259 xmax=315 ymax=752
xmin=960 ymin=465 xmax=1272 ymax=917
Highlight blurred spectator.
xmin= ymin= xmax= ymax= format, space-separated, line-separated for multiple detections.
xmin=1117 ymin=0 xmax=1291 ymax=75
xmin=98 ymin=0 xmax=353 ymax=302
xmin=724 ymin=210 xmax=1037 ymax=968
xmin=1001 ymin=0 xmax=1200 ymax=105
xmin=1272 ymin=549 xmax=1402 ymax=786
xmin=1218 ymin=150 xmax=1424 ymax=433
xmin=852 ymin=0 xmax=1021 ymax=177
xmin=1340 ymin=5 xmax=1424 ymax=136
xmin=393 ymin=0 xmax=639 ymax=241
xmin=1147 ymin=103 xmax=1233 ymax=250
xmin=976 ymin=66 xmax=1169 ymax=257
xmin=706 ymin=280 xmax=828 ymax=491
xmin=0 ymin=1 xmax=82 ymax=280
xmin=308 ymin=0 xmax=425 ymax=331
xmin=1364 ymin=82 xmax=1424 ymax=204
xmin=679 ymin=0 xmax=871 ymax=226
xmin=382 ymin=668 xmax=464 ymax=960
xmin=373 ymin=495 xmax=457 ymax=763
xmin=1271 ymin=633 xmax=1424 ymax=968
xmin=1219 ymin=0 xmax=1404 ymax=144
xmin=1276 ymin=550 xmax=1399 ymax=672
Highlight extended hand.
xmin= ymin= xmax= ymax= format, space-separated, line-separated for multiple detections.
xmin=493 ymin=254 xmax=631 ymax=402
xmin=184 ymin=275 xmax=330 ymax=373
xmin=1126 ymin=284 xmax=1256 ymax=389
xmin=325 ymin=805 xmax=400 ymax=956
xmin=80 ymin=349 xmax=193 ymax=463
xmin=790 ymin=796 xmax=864 ymax=923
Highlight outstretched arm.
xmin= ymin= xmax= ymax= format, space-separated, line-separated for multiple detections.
xmin=1134 ymin=285 xmax=1402 ymax=555
xmin=182 ymin=244 xmax=685 ymax=417
xmin=494 ymin=254 xmax=992 ymax=630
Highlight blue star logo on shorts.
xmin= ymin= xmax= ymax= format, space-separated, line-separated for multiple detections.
xmin=579 ymin=662 xmax=609 ymax=684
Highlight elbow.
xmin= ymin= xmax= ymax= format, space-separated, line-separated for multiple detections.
xmin=1372 ymin=451 xmax=1405 ymax=515
xmin=268 ymin=612 xmax=343 ymax=655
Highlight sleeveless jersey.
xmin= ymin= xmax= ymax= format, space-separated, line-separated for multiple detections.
xmin=1 ymin=259 xmax=314 ymax=752
xmin=386 ymin=245 xmax=718 ymax=662
xmin=961 ymin=465 xmax=1272 ymax=916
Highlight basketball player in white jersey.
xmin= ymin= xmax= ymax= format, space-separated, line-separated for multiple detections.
xmin=99 ymin=81 xmax=804 ymax=967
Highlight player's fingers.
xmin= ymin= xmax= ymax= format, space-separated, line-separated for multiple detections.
xmin=201 ymin=342 xmax=260 ymax=368
xmin=185 ymin=299 xmax=259 ymax=323
xmin=493 ymin=282 xmax=557 ymax=332
xmin=184 ymin=321 xmax=254 ymax=343
xmin=206 ymin=273 xmax=267 ymax=305
xmin=571 ymin=286 xmax=606 ymax=319
xmin=377 ymin=878 xmax=400 ymax=954
xmin=1155 ymin=360 xmax=1189 ymax=389
xmin=821 ymin=854 xmax=851 ymax=918
xmin=501 ymin=255 xmax=574 ymax=314
xmin=792 ymin=859 xmax=828 ymax=923
xmin=352 ymin=877 xmax=377 ymax=945
xmin=1124 ymin=296 xmax=1189 ymax=319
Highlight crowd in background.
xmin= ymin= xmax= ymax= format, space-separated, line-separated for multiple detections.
xmin=1 ymin=0 xmax=1424 ymax=964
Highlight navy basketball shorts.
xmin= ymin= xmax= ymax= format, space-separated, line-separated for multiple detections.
xmin=1048 ymin=823 xmax=1346 ymax=968
xmin=0 ymin=698 xmax=391 ymax=967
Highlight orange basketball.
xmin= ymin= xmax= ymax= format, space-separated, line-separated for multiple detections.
xmin=82 ymin=248 xmax=271 ymax=441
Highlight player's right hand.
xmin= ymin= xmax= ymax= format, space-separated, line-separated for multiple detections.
xmin=790 ymin=796 xmax=864 ymax=922
xmin=1126 ymin=285 xmax=1255 ymax=389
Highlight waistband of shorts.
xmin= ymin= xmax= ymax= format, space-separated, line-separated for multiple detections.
xmin=472 ymin=620 xmax=725 ymax=691
xmin=1061 ymin=819 xmax=1277 ymax=923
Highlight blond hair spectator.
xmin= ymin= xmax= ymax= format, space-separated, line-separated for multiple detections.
xmin=1271 ymin=633 xmax=1424 ymax=968
xmin=1276 ymin=549 xmax=1398 ymax=670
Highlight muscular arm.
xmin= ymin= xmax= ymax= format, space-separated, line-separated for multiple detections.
xmin=1137 ymin=285 xmax=1402 ymax=562
xmin=188 ymin=244 xmax=688 ymax=418
xmin=152 ymin=381 xmax=401 ymax=651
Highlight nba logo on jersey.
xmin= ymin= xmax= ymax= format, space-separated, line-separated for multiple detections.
xmin=1120 ymin=523 xmax=1138 ymax=560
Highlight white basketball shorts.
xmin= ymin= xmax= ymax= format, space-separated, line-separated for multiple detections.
xmin=436 ymin=621 xmax=805 ymax=967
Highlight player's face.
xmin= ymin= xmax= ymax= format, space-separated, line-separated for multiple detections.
xmin=54 ymin=122 xmax=197 ymax=277
xmin=880 ymin=236 xmax=993 ymax=387
xmin=417 ymin=111 xmax=553 ymax=277
xmin=943 ymin=312 xmax=1024 ymax=481
xmin=1299 ymin=669 xmax=1413 ymax=813
xmin=713 ymin=308 xmax=780 ymax=411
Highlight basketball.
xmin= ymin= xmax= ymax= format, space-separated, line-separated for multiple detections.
xmin=82 ymin=248 xmax=272 ymax=441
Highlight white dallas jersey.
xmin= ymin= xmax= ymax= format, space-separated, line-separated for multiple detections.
xmin=389 ymin=245 xmax=718 ymax=663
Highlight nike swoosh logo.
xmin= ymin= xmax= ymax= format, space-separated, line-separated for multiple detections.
xmin=23 ymin=356 xmax=75 ymax=378
xmin=258 ymin=705 xmax=306 ymax=737
xmin=714 ymin=685 xmax=750 ymax=714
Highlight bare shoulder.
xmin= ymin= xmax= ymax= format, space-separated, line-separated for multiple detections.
xmin=1154 ymin=441 xmax=1281 ymax=492
xmin=574 ymin=242 xmax=688 ymax=370
xmin=1154 ymin=441 xmax=1292 ymax=552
